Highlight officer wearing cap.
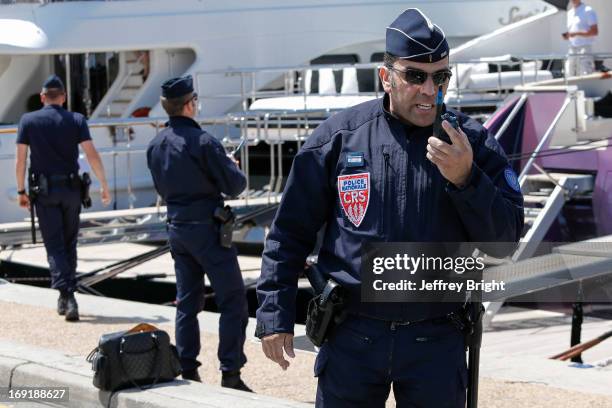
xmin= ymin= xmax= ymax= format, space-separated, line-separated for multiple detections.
xmin=146 ymin=75 xmax=252 ymax=390
xmin=15 ymin=75 xmax=111 ymax=321
xmin=256 ymin=8 xmax=524 ymax=407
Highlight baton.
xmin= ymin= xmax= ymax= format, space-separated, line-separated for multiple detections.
xmin=467 ymin=302 xmax=484 ymax=408
xmin=30 ymin=201 xmax=36 ymax=244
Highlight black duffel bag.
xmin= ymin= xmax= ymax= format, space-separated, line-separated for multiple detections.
xmin=86 ymin=324 xmax=181 ymax=391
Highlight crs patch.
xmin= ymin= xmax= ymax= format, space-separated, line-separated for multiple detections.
xmin=337 ymin=172 xmax=370 ymax=227
xmin=504 ymin=168 xmax=521 ymax=192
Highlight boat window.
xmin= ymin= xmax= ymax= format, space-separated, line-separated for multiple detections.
xmin=351 ymin=52 xmax=384 ymax=93
xmin=309 ymin=54 xmax=359 ymax=94
xmin=370 ymin=52 xmax=384 ymax=63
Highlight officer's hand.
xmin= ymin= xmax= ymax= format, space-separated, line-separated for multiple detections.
xmin=100 ymin=186 xmax=111 ymax=206
xmin=426 ymin=120 xmax=473 ymax=188
xmin=562 ymin=32 xmax=569 ymax=40
xmin=261 ymin=333 xmax=295 ymax=370
xmin=18 ymin=194 xmax=30 ymax=210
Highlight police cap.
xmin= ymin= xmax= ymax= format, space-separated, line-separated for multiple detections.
xmin=161 ymin=75 xmax=194 ymax=99
xmin=42 ymin=75 xmax=65 ymax=91
xmin=386 ymin=8 xmax=449 ymax=63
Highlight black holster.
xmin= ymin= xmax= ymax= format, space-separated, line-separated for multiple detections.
xmin=28 ymin=170 xmax=48 ymax=198
xmin=213 ymin=205 xmax=234 ymax=248
xmin=80 ymin=172 xmax=92 ymax=208
xmin=304 ymin=265 xmax=346 ymax=347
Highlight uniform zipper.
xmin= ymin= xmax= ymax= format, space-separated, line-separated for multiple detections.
xmin=382 ymin=152 xmax=390 ymax=236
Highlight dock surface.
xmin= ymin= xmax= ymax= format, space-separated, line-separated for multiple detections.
xmin=1 ymin=281 xmax=612 ymax=407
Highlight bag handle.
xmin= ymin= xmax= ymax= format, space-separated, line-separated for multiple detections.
xmin=118 ymin=332 xmax=163 ymax=390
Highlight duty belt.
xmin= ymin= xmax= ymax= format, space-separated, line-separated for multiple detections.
xmin=48 ymin=173 xmax=78 ymax=188
xmin=167 ymin=218 xmax=213 ymax=225
xmin=352 ymin=309 xmax=466 ymax=331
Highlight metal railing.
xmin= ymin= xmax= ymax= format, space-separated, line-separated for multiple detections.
xmin=490 ymin=93 xmax=529 ymax=140
xmin=0 ymin=111 xmax=310 ymax=209
xmin=1 ymin=52 xmax=610 ymax=217
xmin=194 ymin=61 xmax=383 ymax=115
xmin=191 ymin=52 xmax=612 ymax=115
xmin=518 ymin=93 xmax=574 ymax=183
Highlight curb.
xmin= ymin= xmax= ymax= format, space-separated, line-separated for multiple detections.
xmin=0 ymin=340 xmax=311 ymax=408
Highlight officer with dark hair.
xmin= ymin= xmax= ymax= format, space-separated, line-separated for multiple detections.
xmin=15 ymin=75 xmax=111 ymax=322
xmin=146 ymin=75 xmax=252 ymax=391
xmin=256 ymin=8 xmax=524 ymax=407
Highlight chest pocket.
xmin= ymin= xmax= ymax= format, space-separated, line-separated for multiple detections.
xmin=335 ymin=145 xmax=394 ymax=238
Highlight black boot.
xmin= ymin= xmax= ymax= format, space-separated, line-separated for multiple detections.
xmin=221 ymin=370 xmax=253 ymax=392
xmin=182 ymin=368 xmax=202 ymax=382
xmin=64 ymin=293 xmax=79 ymax=322
xmin=57 ymin=292 xmax=68 ymax=316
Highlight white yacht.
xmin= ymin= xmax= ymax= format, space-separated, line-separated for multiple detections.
xmin=0 ymin=0 xmax=553 ymax=223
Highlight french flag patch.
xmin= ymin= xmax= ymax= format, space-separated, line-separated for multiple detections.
xmin=337 ymin=172 xmax=370 ymax=228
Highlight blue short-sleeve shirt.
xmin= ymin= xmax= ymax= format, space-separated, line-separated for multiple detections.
xmin=17 ymin=105 xmax=91 ymax=174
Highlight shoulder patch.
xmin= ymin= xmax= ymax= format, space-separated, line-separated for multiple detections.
xmin=504 ymin=168 xmax=521 ymax=193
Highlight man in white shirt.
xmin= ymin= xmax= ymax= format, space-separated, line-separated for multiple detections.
xmin=562 ymin=0 xmax=599 ymax=76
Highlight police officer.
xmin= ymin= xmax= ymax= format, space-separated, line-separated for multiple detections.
xmin=256 ymin=9 xmax=524 ymax=407
xmin=15 ymin=75 xmax=111 ymax=322
xmin=146 ymin=75 xmax=252 ymax=391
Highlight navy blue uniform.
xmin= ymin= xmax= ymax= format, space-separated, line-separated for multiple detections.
xmin=256 ymin=95 xmax=524 ymax=406
xmin=17 ymin=105 xmax=91 ymax=293
xmin=147 ymin=116 xmax=248 ymax=373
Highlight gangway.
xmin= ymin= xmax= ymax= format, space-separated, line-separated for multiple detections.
xmin=483 ymin=88 xmax=600 ymax=326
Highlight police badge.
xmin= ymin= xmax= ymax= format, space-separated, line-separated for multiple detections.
xmin=337 ymin=173 xmax=370 ymax=228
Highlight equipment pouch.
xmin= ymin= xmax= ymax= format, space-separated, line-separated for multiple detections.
xmin=28 ymin=172 xmax=48 ymax=198
xmin=214 ymin=205 xmax=234 ymax=248
xmin=80 ymin=172 xmax=92 ymax=208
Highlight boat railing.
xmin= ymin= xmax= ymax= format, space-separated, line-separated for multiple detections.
xmin=518 ymin=91 xmax=575 ymax=184
xmin=193 ymin=52 xmax=612 ymax=114
xmin=0 ymin=108 xmax=331 ymax=208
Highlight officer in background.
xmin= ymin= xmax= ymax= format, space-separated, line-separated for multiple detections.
xmin=256 ymin=9 xmax=524 ymax=407
xmin=146 ymin=75 xmax=251 ymax=391
xmin=15 ymin=75 xmax=111 ymax=321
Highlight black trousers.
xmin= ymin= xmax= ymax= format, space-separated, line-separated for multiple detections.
xmin=35 ymin=188 xmax=81 ymax=293
xmin=168 ymin=222 xmax=248 ymax=372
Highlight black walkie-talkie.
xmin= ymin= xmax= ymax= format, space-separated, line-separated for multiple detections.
xmin=433 ymin=85 xmax=459 ymax=144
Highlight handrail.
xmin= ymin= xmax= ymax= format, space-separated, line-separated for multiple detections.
xmin=193 ymin=51 xmax=612 ymax=115
xmin=491 ymin=93 xmax=529 ymax=140
xmin=518 ymin=95 xmax=573 ymax=183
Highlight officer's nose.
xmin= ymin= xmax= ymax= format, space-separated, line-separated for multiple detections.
xmin=420 ymin=74 xmax=436 ymax=96
xmin=420 ymin=74 xmax=436 ymax=97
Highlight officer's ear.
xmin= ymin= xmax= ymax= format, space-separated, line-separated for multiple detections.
xmin=379 ymin=66 xmax=393 ymax=93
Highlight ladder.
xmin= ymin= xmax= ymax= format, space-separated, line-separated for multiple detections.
xmin=483 ymin=170 xmax=594 ymax=326
xmin=95 ymin=51 xmax=147 ymax=118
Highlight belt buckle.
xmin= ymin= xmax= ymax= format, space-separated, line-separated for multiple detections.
xmin=390 ymin=320 xmax=411 ymax=330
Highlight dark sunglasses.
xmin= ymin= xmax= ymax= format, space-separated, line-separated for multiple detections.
xmin=387 ymin=66 xmax=452 ymax=86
